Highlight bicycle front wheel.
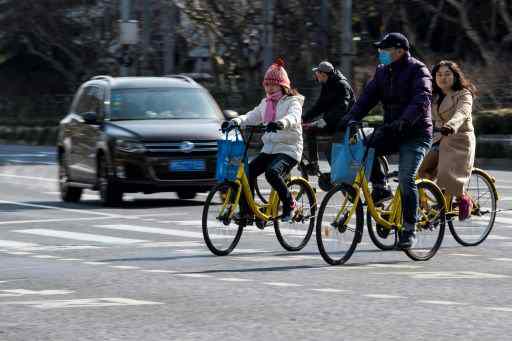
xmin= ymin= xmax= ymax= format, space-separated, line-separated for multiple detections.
xmin=316 ymin=184 xmax=363 ymax=265
xmin=274 ymin=177 xmax=316 ymax=251
xmin=202 ymin=182 xmax=244 ymax=256
xmin=449 ymin=168 xmax=497 ymax=246
xmin=404 ymin=180 xmax=446 ymax=261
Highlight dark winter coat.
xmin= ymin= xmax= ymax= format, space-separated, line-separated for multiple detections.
xmin=303 ymin=69 xmax=355 ymax=133
xmin=348 ymin=52 xmax=433 ymax=140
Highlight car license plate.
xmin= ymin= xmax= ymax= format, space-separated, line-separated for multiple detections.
xmin=169 ymin=160 xmax=206 ymax=172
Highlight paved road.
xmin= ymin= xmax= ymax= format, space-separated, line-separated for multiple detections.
xmin=1 ymin=144 xmax=512 ymax=341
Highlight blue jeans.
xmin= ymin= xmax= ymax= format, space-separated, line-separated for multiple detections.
xmin=371 ymin=136 xmax=431 ymax=228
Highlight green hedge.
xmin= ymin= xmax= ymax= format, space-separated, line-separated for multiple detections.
xmin=362 ymin=108 xmax=512 ymax=135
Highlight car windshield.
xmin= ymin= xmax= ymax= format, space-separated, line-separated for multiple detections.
xmin=109 ymin=88 xmax=223 ymax=120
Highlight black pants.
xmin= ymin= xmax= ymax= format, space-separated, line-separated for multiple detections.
xmin=304 ymin=127 xmax=341 ymax=165
xmin=240 ymin=153 xmax=297 ymax=214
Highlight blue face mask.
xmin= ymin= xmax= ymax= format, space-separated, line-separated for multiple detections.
xmin=378 ymin=51 xmax=393 ymax=65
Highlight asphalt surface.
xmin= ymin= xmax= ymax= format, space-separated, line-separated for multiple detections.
xmin=1 ymin=144 xmax=512 ymax=341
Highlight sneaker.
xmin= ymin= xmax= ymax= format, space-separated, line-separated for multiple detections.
xmin=281 ymin=199 xmax=297 ymax=222
xmin=458 ymin=194 xmax=473 ymax=221
xmin=372 ymin=186 xmax=393 ymax=205
xmin=398 ymin=229 xmax=416 ymax=249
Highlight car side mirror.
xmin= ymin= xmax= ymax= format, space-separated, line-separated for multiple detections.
xmin=223 ymin=110 xmax=239 ymax=120
xmin=83 ymin=111 xmax=98 ymax=124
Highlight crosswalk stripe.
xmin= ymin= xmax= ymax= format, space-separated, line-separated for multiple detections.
xmin=0 ymin=240 xmax=39 ymax=249
xmin=93 ymin=224 xmax=224 ymax=239
xmin=13 ymin=229 xmax=148 ymax=244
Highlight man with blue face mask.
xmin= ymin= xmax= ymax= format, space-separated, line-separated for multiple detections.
xmin=339 ymin=32 xmax=433 ymax=249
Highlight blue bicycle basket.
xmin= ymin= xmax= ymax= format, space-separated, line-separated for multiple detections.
xmin=216 ymin=130 xmax=246 ymax=182
xmin=331 ymin=126 xmax=375 ymax=185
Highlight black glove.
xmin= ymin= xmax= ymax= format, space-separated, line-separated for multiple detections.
xmin=266 ymin=121 xmax=284 ymax=133
xmin=221 ymin=119 xmax=239 ymax=132
xmin=440 ymin=126 xmax=454 ymax=136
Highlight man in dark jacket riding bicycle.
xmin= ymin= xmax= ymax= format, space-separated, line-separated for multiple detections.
xmin=302 ymin=61 xmax=355 ymax=174
xmin=339 ymin=33 xmax=433 ymax=249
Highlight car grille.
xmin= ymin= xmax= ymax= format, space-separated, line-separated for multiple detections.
xmin=144 ymin=140 xmax=217 ymax=157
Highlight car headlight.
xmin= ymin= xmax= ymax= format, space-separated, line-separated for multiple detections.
xmin=115 ymin=139 xmax=146 ymax=153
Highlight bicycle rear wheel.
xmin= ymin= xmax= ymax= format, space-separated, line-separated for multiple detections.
xmin=274 ymin=177 xmax=316 ymax=251
xmin=202 ymin=182 xmax=244 ymax=256
xmin=449 ymin=168 xmax=497 ymax=246
xmin=403 ymin=180 xmax=446 ymax=261
xmin=316 ymin=184 xmax=363 ymax=265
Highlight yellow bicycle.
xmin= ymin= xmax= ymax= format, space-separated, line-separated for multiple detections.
xmin=202 ymin=125 xmax=317 ymax=256
xmin=316 ymin=124 xmax=446 ymax=265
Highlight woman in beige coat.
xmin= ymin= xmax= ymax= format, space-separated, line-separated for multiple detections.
xmin=418 ymin=60 xmax=477 ymax=220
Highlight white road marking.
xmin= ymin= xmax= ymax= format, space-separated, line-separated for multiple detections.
xmin=490 ymin=258 xmax=512 ymax=262
xmin=0 ymin=200 xmax=122 ymax=218
xmin=217 ymin=277 xmax=253 ymax=282
xmin=56 ymin=258 xmax=83 ymax=261
xmin=310 ymin=288 xmax=350 ymax=293
xmin=137 ymin=241 xmax=202 ymax=248
xmin=380 ymin=271 xmax=509 ymax=279
xmin=485 ymin=307 xmax=512 ymax=312
xmin=140 ymin=270 xmax=177 ymax=274
xmin=110 ymin=266 xmax=141 ymax=270
xmin=7 ymin=159 xmax=56 ymax=165
xmin=495 ymin=217 xmax=512 ymax=225
xmin=232 ymin=255 xmax=318 ymax=262
xmin=0 ymin=174 xmax=56 ymax=182
xmin=175 ymin=274 xmax=212 ymax=278
xmin=0 ymin=289 xmax=73 ymax=297
xmin=82 ymin=262 xmax=109 ymax=265
xmin=0 ymin=297 xmax=163 ymax=309
xmin=94 ymin=224 xmax=223 ymax=239
xmin=14 ymin=229 xmax=148 ymax=244
xmin=0 ymin=216 xmax=114 ymax=225
xmin=447 ymin=253 xmax=479 ymax=257
xmin=0 ymin=240 xmax=39 ymax=249
xmin=263 ymin=282 xmax=303 ymax=287
xmin=31 ymin=255 xmax=60 ymax=259
xmin=3 ymin=251 xmax=33 ymax=255
xmin=364 ymin=294 xmax=406 ymax=299
xmin=0 ymin=153 xmax=54 ymax=157
xmin=369 ymin=264 xmax=422 ymax=269
xmin=457 ymin=234 xmax=510 ymax=240
xmin=418 ymin=300 xmax=467 ymax=306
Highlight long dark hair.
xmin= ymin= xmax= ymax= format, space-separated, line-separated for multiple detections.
xmin=282 ymin=86 xmax=301 ymax=96
xmin=432 ymin=60 xmax=478 ymax=97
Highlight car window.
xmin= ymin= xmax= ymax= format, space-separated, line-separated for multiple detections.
xmin=109 ymin=88 xmax=223 ymax=120
xmin=76 ymin=86 xmax=102 ymax=116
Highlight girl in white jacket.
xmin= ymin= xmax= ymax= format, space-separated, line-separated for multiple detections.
xmin=230 ymin=59 xmax=304 ymax=223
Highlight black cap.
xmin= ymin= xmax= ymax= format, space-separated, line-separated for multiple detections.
xmin=312 ymin=61 xmax=334 ymax=74
xmin=373 ymin=32 xmax=410 ymax=50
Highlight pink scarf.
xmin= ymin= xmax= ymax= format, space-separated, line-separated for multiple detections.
xmin=263 ymin=91 xmax=283 ymax=123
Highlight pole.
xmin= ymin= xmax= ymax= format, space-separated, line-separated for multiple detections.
xmin=120 ymin=0 xmax=131 ymax=76
xmin=263 ymin=0 xmax=274 ymax=72
xmin=162 ymin=2 xmax=176 ymax=74
xmin=142 ymin=0 xmax=151 ymax=75
xmin=340 ymin=0 xmax=353 ymax=80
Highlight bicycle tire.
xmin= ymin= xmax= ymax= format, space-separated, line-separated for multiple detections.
xmin=274 ymin=177 xmax=316 ymax=251
xmin=202 ymin=182 xmax=244 ymax=256
xmin=448 ymin=168 xmax=497 ymax=246
xmin=366 ymin=209 xmax=397 ymax=251
xmin=316 ymin=184 xmax=363 ymax=265
xmin=403 ymin=180 xmax=446 ymax=261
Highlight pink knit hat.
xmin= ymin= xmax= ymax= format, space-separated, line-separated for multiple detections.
xmin=263 ymin=58 xmax=291 ymax=89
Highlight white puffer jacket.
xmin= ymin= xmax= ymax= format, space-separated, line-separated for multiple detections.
xmin=234 ymin=95 xmax=304 ymax=161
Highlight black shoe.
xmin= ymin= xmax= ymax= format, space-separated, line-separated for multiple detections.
xmin=372 ymin=186 xmax=393 ymax=205
xmin=376 ymin=224 xmax=391 ymax=239
xmin=281 ymin=199 xmax=297 ymax=222
xmin=233 ymin=212 xmax=253 ymax=226
xmin=398 ymin=229 xmax=416 ymax=249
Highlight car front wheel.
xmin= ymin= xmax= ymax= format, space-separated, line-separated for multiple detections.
xmin=59 ymin=153 xmax=82 ymax=203
xmin=98 ymin=156 xmax=123 ymax=206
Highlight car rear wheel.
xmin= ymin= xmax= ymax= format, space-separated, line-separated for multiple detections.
xmin=98 ymin=156 xmax=123 ymax=206
xmin=177 ymin=191 xmax=197 ymax=200
xmin=59 ymin=153 xmax=82 ymax=203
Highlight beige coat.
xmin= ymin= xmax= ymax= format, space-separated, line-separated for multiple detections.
xmin=419 ymin=89 xmax=476 ymax=196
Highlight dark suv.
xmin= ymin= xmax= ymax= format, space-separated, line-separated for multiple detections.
xmin=57 ymin=75 xmax=235 ymax=206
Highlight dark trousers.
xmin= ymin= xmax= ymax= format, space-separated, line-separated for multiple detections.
xmin=370 ymin=136 xmax=431 ymax=226
xmin=240 ymin=153 xmax=297 ymax=214
xmin=304 ymin=127 xmax=341 ymax=165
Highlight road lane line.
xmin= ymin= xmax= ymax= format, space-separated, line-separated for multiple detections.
xmin=0 ymin=297 xmax=163 ymax=309
xmin=93 ymin=224 xmax=224 ymax=239
xmin=0 ymin=174 xmax=57 ymax=182
xmin=418 ymin=300 xmax=467 ymax=306
xmin=217 ymin=277 xmax=253 ymax=282
xmin=110 ymin=266 xmax=141 ymax=270
xmin=175 ymin=274 xmax=212 ymax=278
xmin=31 ymin=255 xmax=60 ymax=259
xmin=82 ymin=262 xmax=110 ymax=265
xmin=14 ymin=229 xmax=148 ymax=244
xmin=0 ymin=217 xmax=114 ymax=225
xmin=0 ymin=240 xmax=39 ymax=249
xmin=0 ymin=200 xmax=123 ymax=218
xmin=0 ymin=289 xmax=73 ymax=297
xmin=364 ymin=294 xmax=406 ymax=299
xmin=485 ymin=307 xmax=512 ymax=312
xmin=141 ymin=270 xmax=178 ymax=273
xmin=263 ymin=282 xmax=303 ymax=287
xmin=310 ymin=288 xmax=350 ymax=293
